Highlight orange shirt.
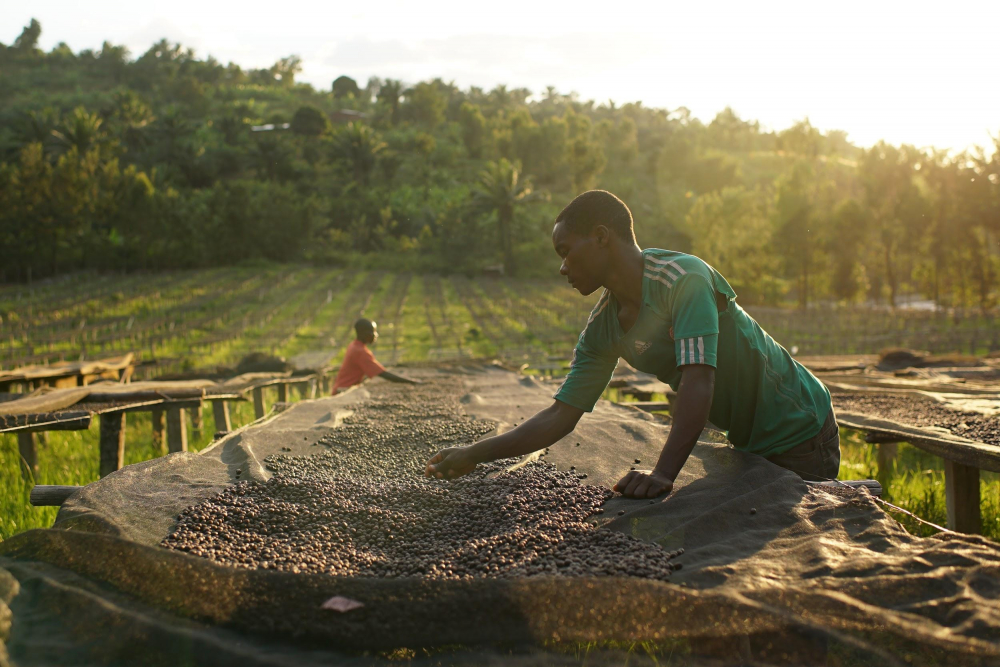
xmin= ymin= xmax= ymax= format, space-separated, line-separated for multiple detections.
xmin=332 ymin=340 xmax=386 ymax=393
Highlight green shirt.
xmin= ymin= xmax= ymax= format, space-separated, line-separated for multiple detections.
xmin=554 ymin=249 xmax=831 ymax=458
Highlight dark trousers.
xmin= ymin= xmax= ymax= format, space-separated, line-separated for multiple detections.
xmin=766 ymin=408 xmax=841 ymax=481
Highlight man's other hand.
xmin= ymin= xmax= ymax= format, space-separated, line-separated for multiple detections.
xmin=614 ymin=469 xmax=673 ymax=498
xmin=425 ymin=447 xmax=477 ymax=479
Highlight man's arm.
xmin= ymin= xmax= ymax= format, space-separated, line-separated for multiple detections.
xmin=425 ymin=400 xmax=584 ymax=479
xmin=615 ymin=364 xmax=715 ymax=498
xmin=379 ymin=370 xmax=419 ymax=384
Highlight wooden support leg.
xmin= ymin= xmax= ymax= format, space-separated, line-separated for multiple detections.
xmin=253 ymin=387 xmax=266 ymax=419
xmin=945 ymin=459 xmax=981 ymax=534
xmin=212 ymin=400 xmax=232 ymax=432
xmin=309 ymin=378 xmax=318 ymax=400
xmin=99 ymin=412 xmax=126 ymax=478
xmin=151 ymin=408 xmax=165 ymax=453
xmin=278 ymin=383 xmax=288 ymax=403
xmin=166 ymin=408 xmax=188 ymax=453
xmin=17 ymin=431 xmax=38 ymax=480
xmin=876 ymin=442 xmax=898 ymax=479
xmin=190 ymin=403 xmax=204 ymax=441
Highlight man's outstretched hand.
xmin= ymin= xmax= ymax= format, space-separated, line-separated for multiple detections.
xmin=425 ymin=447 xmax=477 ymax=480
xmin=614 ymin=469 xmax=674 ymax=498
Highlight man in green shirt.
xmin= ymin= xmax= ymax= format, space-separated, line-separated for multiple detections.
xmin=426 ymin=190 xmax=839 ymax=498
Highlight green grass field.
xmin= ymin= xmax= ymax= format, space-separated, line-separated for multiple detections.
xmin=2 ymin=267 xmax=998 ymax=542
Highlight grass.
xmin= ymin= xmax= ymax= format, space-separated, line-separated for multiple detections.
xmin=838 ymin=427 xmax=1000 ymax=539
xmin=2 ymin=268 xmax=999 ymax=545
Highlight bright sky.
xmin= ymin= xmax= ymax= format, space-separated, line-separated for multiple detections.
xmin=5 ymin=0 xmax=999 ymax=152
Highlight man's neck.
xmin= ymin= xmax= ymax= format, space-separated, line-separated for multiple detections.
xmin=603 ymin=244 xmax=645 ymax=308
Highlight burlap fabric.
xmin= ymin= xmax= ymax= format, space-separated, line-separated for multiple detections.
xmin=3 ymin=366 xmax=1000 ymax=666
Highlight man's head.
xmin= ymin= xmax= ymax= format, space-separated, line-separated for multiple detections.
xmin=355 ymin=318 xmax=378 ymax=344
xmin=552 ymin=190 xmax=637 ymax=296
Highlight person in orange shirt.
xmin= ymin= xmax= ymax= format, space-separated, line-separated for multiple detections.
xmin=332 ymin=319 xmax=418 ymax=393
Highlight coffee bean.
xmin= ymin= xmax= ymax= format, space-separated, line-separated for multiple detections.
xmin=162 ymin=378 xmax=680 ymax=582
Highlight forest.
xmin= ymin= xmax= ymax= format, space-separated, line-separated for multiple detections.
xmin=1 ymin=19 xmax=999 ymax=309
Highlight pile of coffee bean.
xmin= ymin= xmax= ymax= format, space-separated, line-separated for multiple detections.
xmin=834 ymin=393 xmax=1000 ymax=446
xmin=161 ymin=378 xmax=680 ymax=580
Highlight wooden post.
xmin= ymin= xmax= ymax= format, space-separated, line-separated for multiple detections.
xmin=212 ymin=400 xmax=232 ymax=432
xmin=278 ymin=383 xmax=289 ymax=402
xmin=29 ymin=485 xmax=79 ymax=507
xmin=17 ymin=431 xmax=37 ymax=480
xmin=166 ymin=407 xmax=188 ymax=453
xmin=190 ymin=403 xmax=204 ymax=441
xmin=151 ymin=408 xmax=165 ymax=453
xmin=944 ymin=459 xmax=981 ymax=534
xmin=99 ymin=412 xmax=126 ymax=478
xmin=877 ymin=442 xmax=898 ymax=479
xmin=309 ymin=378 xmax=318 ymax=400
xmin=253 ymin=387 xmax=266 ymax=419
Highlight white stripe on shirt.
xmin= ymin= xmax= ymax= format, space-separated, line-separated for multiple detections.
xmin=644 ymin=272 xmax=672 ymax=288
xmin=645 ymin=256 xmax=688 ymax=277
xmin=644 ymin=262 xmax=679 ymax=283
xmin=677 ymin=337 xmax=709 ymax=365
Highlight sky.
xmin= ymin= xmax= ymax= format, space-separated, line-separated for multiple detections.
xmin=4 ymin=0 xmax=999 ymax=152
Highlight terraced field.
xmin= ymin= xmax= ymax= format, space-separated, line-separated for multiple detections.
xmin=0 ymin=267 xmax=593 ymax=377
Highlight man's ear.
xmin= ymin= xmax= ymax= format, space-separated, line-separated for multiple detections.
xmin=594 ymin=225 xmax=611 ymax=247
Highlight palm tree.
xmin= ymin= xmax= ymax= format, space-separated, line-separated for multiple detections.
xmin=333 ymin=123 xmax=386 ymax=186
xmin=51 ymin=107 xmax=106 ymax=155
xmin=470 ymin=159 xmax=545 ymax=277
xmin=377 ymin=79 xmax=403 ymax=126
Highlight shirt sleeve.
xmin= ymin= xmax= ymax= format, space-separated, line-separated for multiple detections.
xmin=359 ymin=348 xmax=386 ymax=378
xmin=553 ymin=339 xmax=618 ymax=413
xmin=669 ymin=274 xmax=720 ymax=368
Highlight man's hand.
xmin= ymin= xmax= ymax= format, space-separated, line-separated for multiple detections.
xmin=425 ymin=447 xmax=477 ymax=479
xmin=614 ymin=469 xmax=674 ymax=498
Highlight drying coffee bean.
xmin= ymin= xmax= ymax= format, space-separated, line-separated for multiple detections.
xmin=750 ymin=508 xmax=757 ymax=515
xmin=162 ymin=378 xmax=680 ymax=582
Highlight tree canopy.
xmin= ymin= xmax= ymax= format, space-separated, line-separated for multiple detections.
xmin=1 ymin=19 xmax=999 ymax=309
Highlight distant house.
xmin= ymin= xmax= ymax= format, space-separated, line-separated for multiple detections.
xmin=249 ymin=109 xmax=368 ymax=133
xmin=250 ymin=123 xmax=291 ymax=132
xmin=330 ymin=109 xmax=368 ymax=123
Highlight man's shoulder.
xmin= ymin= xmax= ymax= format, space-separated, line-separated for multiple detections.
xmin=642 ymin=249 xmax=736 ymax=302
xmin=345 ymin=340 xmax=369 ymax=357
xmin=643 ymin=249 xmax=713 ymax=280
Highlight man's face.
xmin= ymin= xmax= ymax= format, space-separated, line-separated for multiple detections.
xmin=552 ymin=221 xmax=609 ymax=296
xmin=369 ymin=323 xmax=379 ymax=345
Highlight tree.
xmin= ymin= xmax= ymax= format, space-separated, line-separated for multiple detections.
xmin=332 ymin=75 xmax=360 ymax=98
xmin=51 ymin=107 xmax=110 ymax=157
xmin=403 ymin=82 xmax=446 ymax=127
xmin=332 ymin=123 xmax=386 ymax=186
xmin=773 ymin=161 xmax=822 ymax=308
xmin=859 ymin=143 xmax=927 ymax=307
xmin=378 ymin=79 xmax=403 ymax=125
xmin=827 ymin=199 xmax=868 ymax=302
xmin=682 ymin=186 xmax=778 ymax=304
xmin=564 ymin=110 xmax=605 ymax=192
xmin=470 ymin=159 xmax=545 ymax=276
xmin=458 ymin=102 xmax=487 ymax=158
xmin=291 ymin=105 xmax=331 ymax=136
xmin=271 ymin=56 xmax=302 ymax=84
xmin=13 ymin=19 xmax=41 ymax=53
